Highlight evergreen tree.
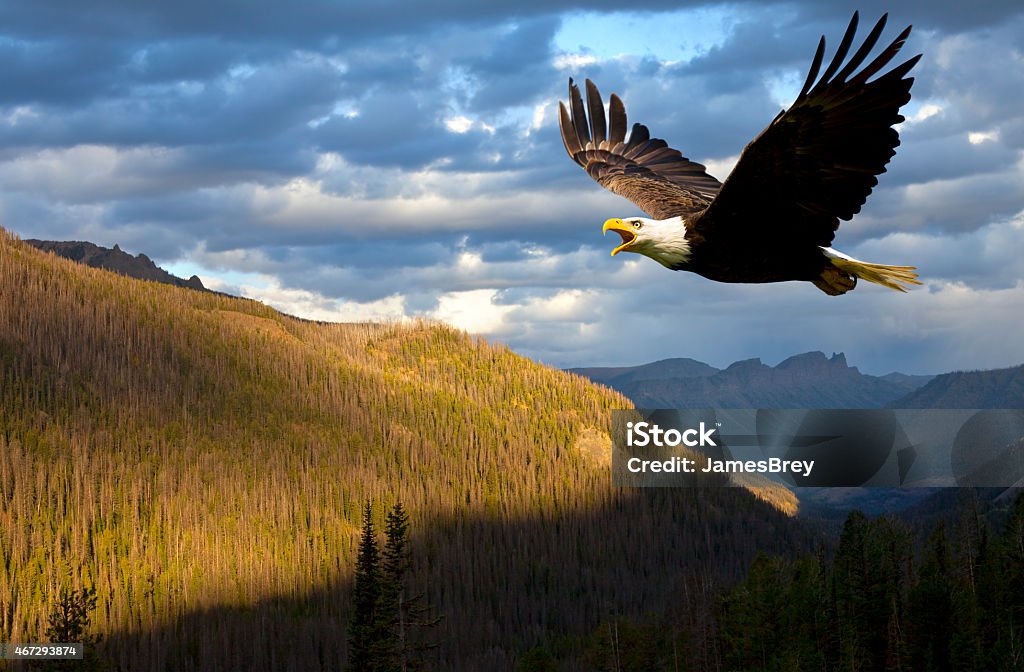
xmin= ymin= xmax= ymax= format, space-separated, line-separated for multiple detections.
xmin=865 ymin=516 xmax=912 ymax=671
xmin=348 ymin=501 xmax=439 ymax=671
xmin=832 ymin=510 xmax=869 ymax=667
xmin=907 ymin=523 xmax=954 ymax=672
xmin=32 ymin=586 xmax=105 ymax=671
xmin=348 ymin=501 xmax=383 ymax=671
xmin=998 ymin=492 xmax=1024 ymax=671
xmin=717 ymin=552 xmax=784 ymax=670
xmin=516 ymin=646 xmax=559 ymax=672
xmin=379 ymin=502 xmax=440 ymax=671
xmin=582 ymin=617 xmax=677 ymax=672
xmin=780 ymin=554 xmax=828 ymax=670
xmin=375 ymin=503 xmax=406 ymax=671
xmin=950 ymin=494 xmax=986 ymax=670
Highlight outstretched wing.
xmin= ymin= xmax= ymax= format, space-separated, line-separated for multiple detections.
xmin=698 ymin=12 xmax=921 ymax=246
xmin=559 ymin=78 xmax=722 ymax=220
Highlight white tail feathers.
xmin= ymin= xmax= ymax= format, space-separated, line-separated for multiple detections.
xmin=821 ymin=247 xmax=922 ymax=293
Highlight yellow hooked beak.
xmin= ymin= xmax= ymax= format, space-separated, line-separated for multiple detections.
xmin=602 ymin=218 xmax=638 ymax=256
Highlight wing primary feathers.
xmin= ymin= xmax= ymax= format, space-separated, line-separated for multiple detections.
xmin=817 ymin=11 xmax=860 ymax=86
xmin=557 ymin=77 xmax=722 ymax=218
xmin=608 ymin=94 xmax=627 ymax=146
xmin=568 ymin=78 xmax=591 ymax=150
xmin=585 ymin=80 xmax=607 ymax=147
xmin=880 ymin=53 xmax=922 ymax=83
xmin=558 ymin=101 xmax=582 ymax=156
xmin=798 ymin=36 xmax=826 ymax=99
xmin=703 ymin=11 xmax=919 ymax=246
xmin=834 ymin=13 xmax=887 ymax=83
xmin=851 ymin=25 xmax=915 ymax=85
xmin=623 ymin=123 xmax=650 ymax=154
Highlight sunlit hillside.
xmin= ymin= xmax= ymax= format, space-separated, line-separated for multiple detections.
xmin=0 ymin=226 xmax=804 ymax=670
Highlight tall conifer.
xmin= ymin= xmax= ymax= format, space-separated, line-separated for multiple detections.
xmin=380 ymin=503 xmax=439 ymax=671
xmin=348 ymin=501 xmax=381 ymax=671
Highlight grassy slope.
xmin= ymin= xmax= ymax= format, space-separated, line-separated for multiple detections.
xmin=0 ymin=228 xmax=802 ymax=670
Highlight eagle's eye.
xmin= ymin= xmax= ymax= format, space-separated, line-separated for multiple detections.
xmin=632 ymin=220 xmax=643 ymax=229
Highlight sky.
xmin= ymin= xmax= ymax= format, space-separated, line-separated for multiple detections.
xmin=1 ymin=1 xmax=1023 ymax=375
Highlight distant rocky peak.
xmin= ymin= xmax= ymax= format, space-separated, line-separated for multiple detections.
xmin=24 ymin=239 xmax=205 ymax=292
xmin=775 ymin=351 xmax=857 ymax=374
xmin=725 ymin=357 xmax=765 ymax=371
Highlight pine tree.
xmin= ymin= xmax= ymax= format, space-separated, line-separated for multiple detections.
xmin=348 ymin=502 xmax=439 ymax=671
xmin=998 ymin=492 xmax=1024 ymax=671
xmin=516 ymin=646 xmax=559 ymax=671
xmin=833 ymin=510 xmax=869 ymax=667
xmin=908 ymin=523 xmax=954 ymax=671
xmin=376 ymin=503 xmax=406 ymax=670
xmin=348 ymin=501 xmax=382 ymax=671
xmin=32 ymin=586 xmax=105 ymax=671
xmin=379 ymin=502 xmax=440 ymax=671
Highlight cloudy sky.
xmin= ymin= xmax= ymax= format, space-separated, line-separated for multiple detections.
xmin=1 ymin=1 xmax=1022 ymax=375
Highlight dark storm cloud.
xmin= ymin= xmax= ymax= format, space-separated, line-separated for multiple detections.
xmin=615 ymin=71 xmax=779 ymax=162
xmin=883 ymin=132 xmax=1018 ymax=188
xmin=302 ymin=240 xmax=458 ymax=270
xmin=461 ymin=17 xmax=563 ymax=113
xmin=310 ymin=17 xmax=564 ymax=171
xmin=791 ymin=0 xmax=1023 ymax=33
xmin=927 ymin=17 xmax=1024 ymax=140
xmin=1 ymin=51 xmax=345 ymax=150
xmin=0 ymin=38 xmax=131 ymax=106
xmin=671 ymin=8 xmax=823 ymax=85
xmin=312 ymin=89 xmax=460 ymax=169
xmin=0 ymin=1 xmax=711 ymax=44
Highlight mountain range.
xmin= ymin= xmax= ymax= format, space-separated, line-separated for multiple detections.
xmin=570 ymin=353 xmax=1024 ymax=411
xmin=893 ymin=363 xmax=1024 ymax=408
xmin=570 ymin=351 xmax=935 ymax=408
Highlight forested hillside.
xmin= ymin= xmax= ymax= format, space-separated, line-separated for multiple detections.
xmin=0 ymin=227 xmax=806 ymax=670
xmin=713 ymin=494 xmax=1024 ymax=672
xmin=891 ymin=363 xmax=1024 ymax=408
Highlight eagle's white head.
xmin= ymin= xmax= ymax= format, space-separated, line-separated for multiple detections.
xmin=602 ymin=216 xmax=692 ymax=269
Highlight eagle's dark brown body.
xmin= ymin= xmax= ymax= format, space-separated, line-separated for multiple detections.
xmin=679 ymin=215 xmax=830 ymax=285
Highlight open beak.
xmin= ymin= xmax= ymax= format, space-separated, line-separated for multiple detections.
xmin=603 ymin=218 xmax=637 ymax=256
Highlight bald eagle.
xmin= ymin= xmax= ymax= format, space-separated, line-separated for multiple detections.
xmin=559 ymin=12 xmax=922 ymax=295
